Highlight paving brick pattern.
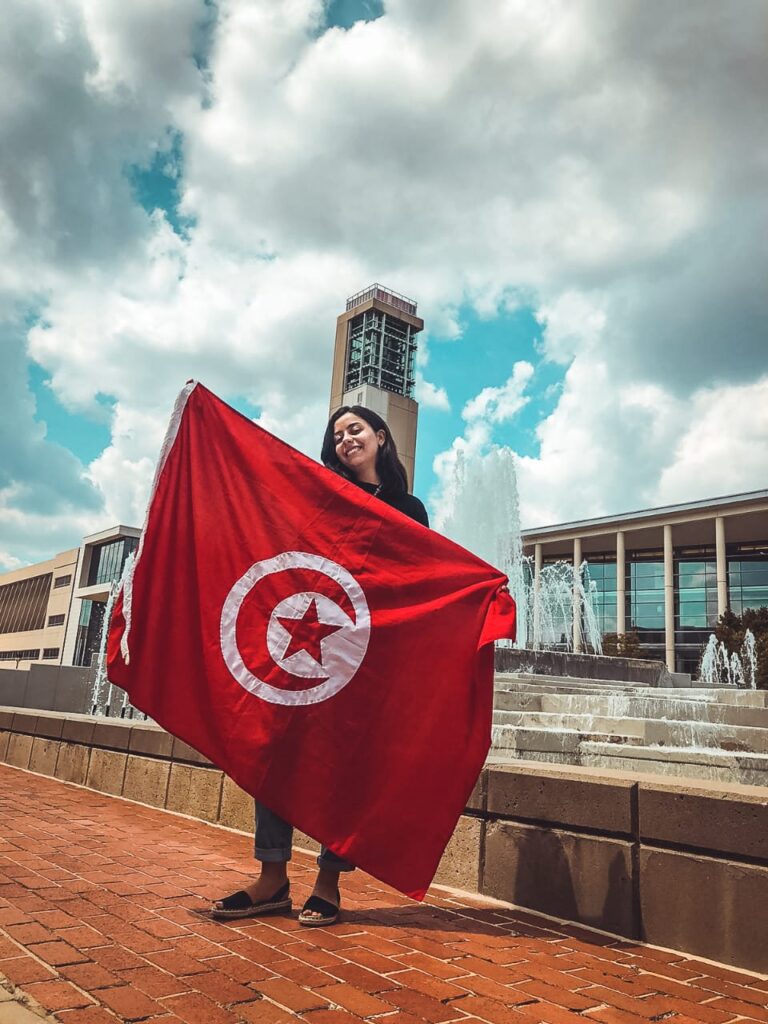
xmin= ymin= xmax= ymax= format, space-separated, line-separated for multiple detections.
xmin=0 ymin=764 xmax=766 ymax=1024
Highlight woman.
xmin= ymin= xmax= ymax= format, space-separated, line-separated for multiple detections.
xmin=212 ymin=405 xmax=429 ymax=926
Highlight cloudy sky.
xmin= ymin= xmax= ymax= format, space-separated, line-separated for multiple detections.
xmin=1 ymin=0 xmax=767 ymax=569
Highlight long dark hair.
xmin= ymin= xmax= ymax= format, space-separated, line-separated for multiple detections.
xmin=321 ymin=405 xmax=408 ymax=493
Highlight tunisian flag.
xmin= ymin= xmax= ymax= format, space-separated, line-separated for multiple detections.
xmin=107 ymin=382 xmax=515 ymax=899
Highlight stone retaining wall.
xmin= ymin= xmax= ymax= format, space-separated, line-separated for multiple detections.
xmin=493 ymin=648 xmax=682 ymax=685
xmin=1 ymin=706 xmax=766 ymax=974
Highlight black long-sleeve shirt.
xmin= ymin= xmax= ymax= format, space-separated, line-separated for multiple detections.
xmin=353 ymin=480 xmax=430 ymax=528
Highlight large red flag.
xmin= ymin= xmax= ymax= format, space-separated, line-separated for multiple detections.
xmin=107 ymin=382 xmax=515 ymax=899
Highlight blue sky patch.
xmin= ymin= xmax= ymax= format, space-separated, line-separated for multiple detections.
xmin=28 ymin=363 xmax=112 ymax=467
xmin=323 ymin=0 xmax=384 ymax=31
xmin=415 ymin=304 xmax=563 ymax=487
xmin=127 ymin=131 xmax=193 ymax=236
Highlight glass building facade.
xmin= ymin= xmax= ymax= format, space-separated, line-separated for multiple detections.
xmin=729 ymin=544 xmax=768 ymax=614
xmin=344 ymin=309 xmax=417 ymax=398
xmin=574 ymin=539 xmax=768 ymax=673
xmin=87 ymin=537 xmax=139 ymax=587
xmin=73 ymin=536 xmax=140 ymax=667
xmin=627 ymin=555 xmax=665 ymax=660
xmin=73 ymin=600 xmax=106 ymax=668
xmin=0 ymin=573 xmax=53 ymax=635
xmin=584 ymin=558 xmax=617 ymax=635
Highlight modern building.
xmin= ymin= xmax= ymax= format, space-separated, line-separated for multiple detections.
xmin=0 ymin=548 xmax=78 ymax=668
xmin=0 ymin=526 xmax=140 ymax=671
xmin=62 ymin=525 xmax=140 ymax=668
xmin=522 ymin=489 xmax=768 ymax=674
xmin=329 ymin=283 xmax=424 ymax=489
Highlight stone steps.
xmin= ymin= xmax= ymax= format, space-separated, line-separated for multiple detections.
xmin=494 ymin=692 xmax=768 ymax=728
xmin=494 ymin=674 xmax=768 ymax=706
xmin=579 ymin=741 xmax=768 ymax=787
xmin=490 ymin=672 xmax=768 ymax=783
xmin=491 ymin=711 xmax=768 ymax=754
xmin=495 ymin=672 xmax=651 ymax=692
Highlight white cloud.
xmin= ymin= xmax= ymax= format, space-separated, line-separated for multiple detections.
xmin=655 ymin=380 xmax=768 ymax=506
xmin=415 ymin=374 xmax=450 ymax=411
xmin=0 ymin=551 xmax=24 ymax=572
xmin=1 ymin=0 xmax=768 ymax=563
xmin=462 ymin=362 xmax=534 ymax=424
xmin=431 ymin=361 xmax=534 ymax=528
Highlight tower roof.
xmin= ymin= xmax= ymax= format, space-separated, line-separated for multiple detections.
xmin=346 ymin=283 xmax=417 ymax=316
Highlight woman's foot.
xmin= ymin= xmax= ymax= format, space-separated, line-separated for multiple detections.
xmin=211 ymin=863 xmax=290 ymax=919
xmin=241 ymin=864 xmax=289 ymax=902
xmin=298 ymin=868 xmax=341 ymax=927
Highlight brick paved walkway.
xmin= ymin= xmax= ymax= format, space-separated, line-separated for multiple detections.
xmin=0 ymin=764 xmax=766 ymax=1024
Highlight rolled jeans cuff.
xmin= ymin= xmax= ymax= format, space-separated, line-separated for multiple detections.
xmin=254 ymin=844 xmax=292 ymax=863
xmin=317 ymin=849 xmax=355 ymax=872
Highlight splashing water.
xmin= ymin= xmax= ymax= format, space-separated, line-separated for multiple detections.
xmin=699 ymin=630 xmax=757 ymax=688
xmin=441 ymin=447 xmax=602 ymax=653
xmin=90 ymin=553 xmax=145 ymax=718
xmin=90 ymin=580 xmax=121 ymax=715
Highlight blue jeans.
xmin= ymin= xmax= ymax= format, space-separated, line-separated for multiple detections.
xmin=255 ymin=802 xmax=354 ymax=872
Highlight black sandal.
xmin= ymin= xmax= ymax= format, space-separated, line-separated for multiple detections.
xmin=211 ymin=881 xmax=291 ymax=920
xmin=298 ymin=890 xmax=340 ymax=927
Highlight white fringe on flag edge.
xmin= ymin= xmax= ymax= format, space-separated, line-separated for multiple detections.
xmin=119 ymin=380 xmax=198 ymax=665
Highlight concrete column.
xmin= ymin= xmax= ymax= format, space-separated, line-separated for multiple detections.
xmin=663 ymin=523 xmax=675 ymax=672
xmin=616 ymin=530 xmax=626 ymax=636
xmin=716 ymin=516 xmax=728 ymax=618
xmin=533 ymin=543 xmax=543 ymax=650
xmin=573 ymin=537 xmax=583 ymax=653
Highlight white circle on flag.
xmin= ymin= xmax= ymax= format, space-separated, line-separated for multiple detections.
xmin=220 ymin=551 xmax=371 ymax=706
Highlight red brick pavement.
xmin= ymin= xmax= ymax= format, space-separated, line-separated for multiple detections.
xmin=0 ymin=764 xmax=766 ymax=1024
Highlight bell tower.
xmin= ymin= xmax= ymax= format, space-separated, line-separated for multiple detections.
xmin=329 ymin=284 xmax=424 ymax=490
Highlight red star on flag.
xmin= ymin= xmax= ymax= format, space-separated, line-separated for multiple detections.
xmin=277 ymin=598 xmax=343 ymax=666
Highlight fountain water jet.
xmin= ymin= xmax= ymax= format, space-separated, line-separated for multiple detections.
xmin=90 ymin=554 xmax=145 ymax=718
xmin=441 ymin=446 xmax=602 ymax=653
xmin=699 ymin=630 xmax=757 ymax=689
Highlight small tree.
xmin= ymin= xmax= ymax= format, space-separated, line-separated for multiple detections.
xmin=712 ymin=607 xmax=768 ymax=690
xmin=602 ymin=629 xmax=643 ymax=659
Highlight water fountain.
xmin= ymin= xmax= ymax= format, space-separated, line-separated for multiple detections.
xmin=441 ymin=445 xmax=768 ymax=785
xmin=89 ymin=557 xmax=145 ymax=719
xmin=441 ymin=446 xmax=602 ymax=653
xmin=699 ymin=630 xmax=757 ymax=689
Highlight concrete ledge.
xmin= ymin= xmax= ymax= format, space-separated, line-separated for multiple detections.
xmin=484 ymin=820 xmax=637 ymax=939
xmin=91 ymin=719 xmax=132 ymax=751
xmin=55 ymin=741 xmax=91 ymax=786
xmin=219 ymin=776 xmax=255 ymax=832
xmin=5 ymin=732 xmax=33 ymax=770
xmin=28 ymin=736 xmax=60 ymax=777
xmin=435 ymin=815 xmax=484 ymax=891
xmin=12 ymin=712 xmax=40 ymax=736
xmin=495 ymin=648 xmax=673 ymax=685
xmin=122 ymin=754 xmax=171 ymax=809
xmin=166 ymin=763 xmax=221 ymax=821
xmin=640 ymin=847 xmax=768 ymax=974
xmin=487 ymin=762 xmax=635 ymax=834
xmin=61 ymin=715 xmax=95 ymax=745
xmin=129 ymin=723 xmax=174 ymax=759
xmin=638 ymin=779 xmax=768 ymax=860
xmin=86 ymin=749 xmax=128 ymax=796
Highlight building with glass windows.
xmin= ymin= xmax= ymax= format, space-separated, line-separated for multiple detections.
xmin=0 ymin=548 xmax=78 ymax=668
xmin=521 ymin=490 xmax=768 ymax=674
xmin=0 ymin=525 xmax=139 ymax=671
xmin=329 ymin=284 xmax=424 ymax=489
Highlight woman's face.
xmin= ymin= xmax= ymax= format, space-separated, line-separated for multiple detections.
xmin=333 ymin=412 xmax=385 ymax=479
